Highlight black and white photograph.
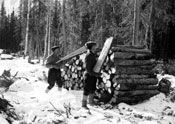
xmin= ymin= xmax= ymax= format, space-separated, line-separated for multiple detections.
xmin=0 ymin=0 xmax=175 ymax=124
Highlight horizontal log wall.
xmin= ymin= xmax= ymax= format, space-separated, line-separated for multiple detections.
xmin=109 ymin=46 xmax=159 ymax=105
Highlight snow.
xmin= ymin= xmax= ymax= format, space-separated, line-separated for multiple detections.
xmin=0 ymin=57 xmax=175 ymax=124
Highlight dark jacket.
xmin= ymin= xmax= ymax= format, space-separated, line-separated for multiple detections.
xmin=84 ymin=51 xmax=100 ymax=77
xmin=46 ymin=53 xmax=60 ymax=69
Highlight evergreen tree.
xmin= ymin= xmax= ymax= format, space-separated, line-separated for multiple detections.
xmin=0 ymin=0 xmax=7 ymax=49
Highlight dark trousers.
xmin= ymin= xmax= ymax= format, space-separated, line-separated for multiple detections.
xmin=83 ymin=73 xmax=97 ymax=96
xmin=47 ymin=68 xmax=62 ymax=90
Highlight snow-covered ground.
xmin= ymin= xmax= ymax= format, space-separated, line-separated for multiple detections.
xmin=0 ymin=57 xmax=175 ymax=124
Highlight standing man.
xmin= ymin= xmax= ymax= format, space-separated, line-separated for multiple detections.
xmin=82 ymin=41 xmax=101 ymax=109
xmin=45 ymin=46 xmax=63 ymax=93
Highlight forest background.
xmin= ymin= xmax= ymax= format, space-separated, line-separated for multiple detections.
xmin=0 ymin=0 xmax=175 ymax=62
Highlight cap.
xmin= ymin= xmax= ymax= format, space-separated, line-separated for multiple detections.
xmin=85 ymin=41 xmax=96 ymax=50
xmin=51 ymin=46 xmax=59 ymax=52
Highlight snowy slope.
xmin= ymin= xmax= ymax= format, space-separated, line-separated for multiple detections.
xmin=0 ymin=57 xmax=175 ymax=124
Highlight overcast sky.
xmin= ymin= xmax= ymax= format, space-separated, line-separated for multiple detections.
xmin=0 ymin=0 xmax=19 ymax=14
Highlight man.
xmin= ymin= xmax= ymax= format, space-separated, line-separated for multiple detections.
xmin=82 ymin=41 xmax=101 ymax=109
xmin=45 ymin=46 xmax=63 ymax=93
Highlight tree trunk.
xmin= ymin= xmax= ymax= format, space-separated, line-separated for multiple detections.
xmin=24 ymin=0 xmax=30 ymax=57
xmin=43 ymin=15 xmax=49 ymax=64
xmin=28 ymin=36 xmax=33 ymax=63
xmin=100 ymin=0 xmax=105 ymax=48
xmin=62 ymin=0 xmax=67 ymax=56
xmin=132 ymin=0 xmax=140 ymax=46
xmin=72 ymin=0 xmax=77 ymax=51
xmin=47 ymin=3 xmax=51 ymax=56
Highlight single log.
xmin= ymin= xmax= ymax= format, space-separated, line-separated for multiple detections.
xmin=114 ymin=89 xmax=159 ymax=97
xmin=112 ymin=46 xmax=151 ymax=54
xmin=110 ymin=94 xmax=158 ymax=105
xmin=112 ymin=74 xmax=156 ymax=80
xmin=114 ymin=52 xmax=135 ymax=59
xmin=101 ymin=72 xmax=110 ymax=80
xmin=114 ymin=78 xmax=158 ymax=85
xmin=115 ymin=66 xmax=154 ymax=75
xmin=75 ymin=59 xmax=79 ymax=65
xmin=114 ymin=45 xmax=146 ymax=49
xmin=114 ymin=89 xmax=159 ymax=96
xmin=114 ymin=59 xmax=156 ymax=66
xmin=111 ymin=67 xmax=116 ymax=74
xmin=64 ymin=75 xmax=68 ymax=80
xmin=116 ymin=84 xmax=158 ymax=91
xmin=106 ymin=80 xmax=112 ymax=88
xmin=114 ymin=52 xmax=153 ymax=60
xmin=93 ymin=37 xmax=114 ymax=73
xmin=135 ymin=53 xmax=153 ymax=60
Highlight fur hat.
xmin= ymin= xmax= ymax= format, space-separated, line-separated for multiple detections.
xmin=51 ymin=46 xmax=59 ymax=52
xmin=85 ymin=41 xmax=96 ymax=50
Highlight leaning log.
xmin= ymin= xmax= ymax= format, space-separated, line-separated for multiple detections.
xmin=56 ymin=46 xmax=86 ymax=64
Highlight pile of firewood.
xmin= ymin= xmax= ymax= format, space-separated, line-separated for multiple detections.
xmin=61 ymin=56 xmax=85 ymax=90
xmin=61 ymin=46 xmax=160 ymax=105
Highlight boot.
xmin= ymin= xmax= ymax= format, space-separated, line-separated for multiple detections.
xmin=89 ymin=93 xmax=95 ymax=106
xmin=58 ymin=87 xmax=62 ymax=92
xmin=45 ymin=88 xmax=50 ymax=93
xmin=82 ymin=95 xmax=89 ymax=109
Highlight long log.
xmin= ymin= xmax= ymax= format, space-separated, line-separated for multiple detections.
xmin=112 ymin=74 xmax=156 ymax=79
xmin=114 ymin=59 xmax=156 ymax=66
xmin=114 ymin=52 xmax=153 ymax=60
xmin=112 ymin=46 xmax=151 ymax=54
xmin=114 ymin=45 xmax=146 ymax=49
xmin=114 ymin=52 xmax=135 ymax=59
xmin=114 ymin=78 xmax=158 ymax=85
xmin=114 ymin=90 xmax=159 ymax=96
xmin=115 ymin=66 xmax=154 ymax=75
xmin=56 ymin=46 xmax=86 ymax=64
xmin=93 ymin=37 xmax=113 ymax=73
xmin=116 ymin=84 xmax=158 ymax=91
xmin=135 ymin=53 xmax=153 ymax=60
xmin=110 ymin=94 xmax=158 ymax=105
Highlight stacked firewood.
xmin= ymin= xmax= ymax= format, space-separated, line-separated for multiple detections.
xmin=61 ymin=46 xmax=159 ymax=105
xmin=61 ymin=56 xmax=85 ymax=90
